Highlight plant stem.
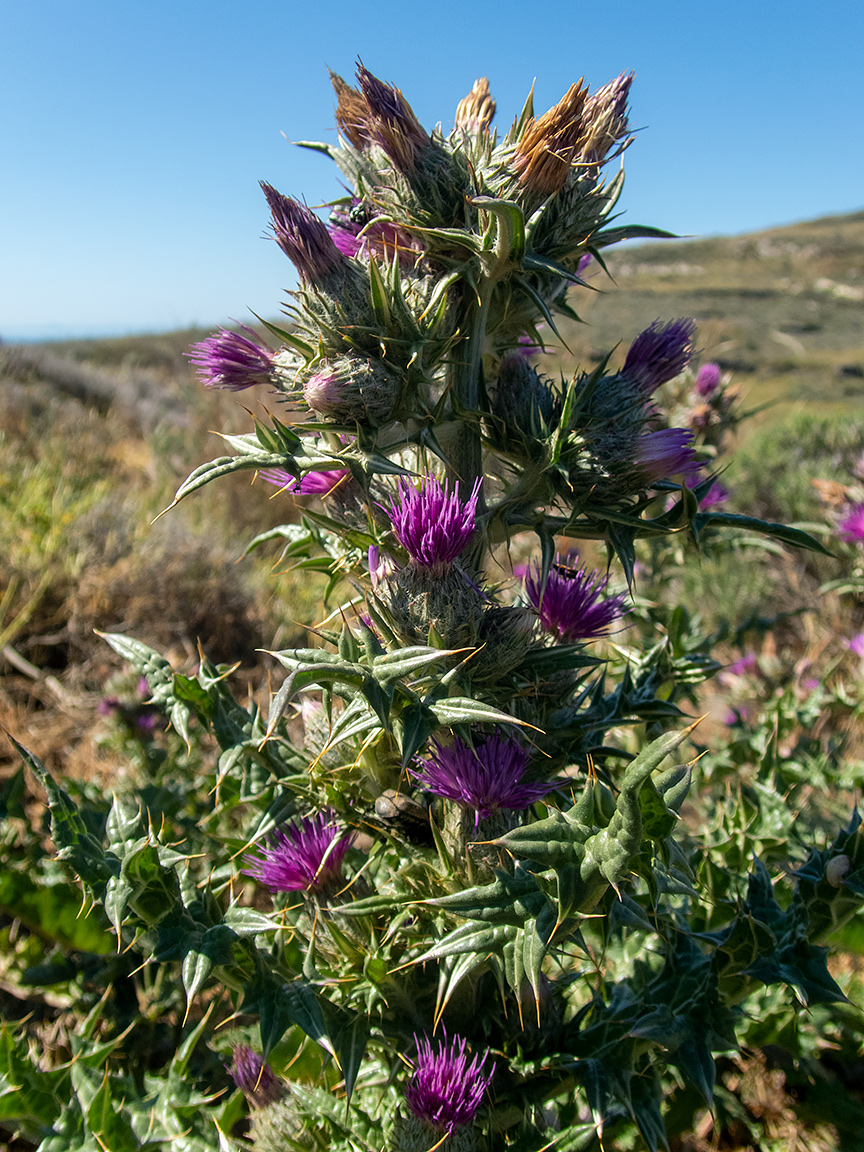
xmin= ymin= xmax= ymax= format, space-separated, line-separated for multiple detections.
xmin=444 ymin=283 xmax=492 ymax=502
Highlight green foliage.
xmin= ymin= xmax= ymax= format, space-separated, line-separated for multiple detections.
xmin=4 ymin=68 xmax=864 ymax=1152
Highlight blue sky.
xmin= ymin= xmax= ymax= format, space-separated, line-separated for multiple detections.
xmin=3 ymin=0 xmax=863 ymax=341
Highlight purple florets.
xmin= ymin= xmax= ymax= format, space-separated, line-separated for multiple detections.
xmin=694 ymin=361 xmax=722 ymax=397
xmin=525 ymin=555 xmax=625 ymax=643
xmin=187 ymin=326 xmax=275 ymax=391
xmin=243 ymin=813 xmax=349 ymax=894
xmin=260 ymin=182 xmax=348 ymax=285
xmin=838 ymin=504 xmax=864 ymax=544
xmin=404 ymin=1030 xmax=495 ymax=1134
xmin=227 ymin=1046 xmax=283 ymax=1109
xmin=684 ymin=474 xmax=729 ymax=509
xmin=410 ymin=734 xmax=558 ymax=822
xmin=387 ymin=474 xmax=481 ymax=568
xmin=636 ymin=427 xmax=701 ymax=483
xmin=846 ymin=633 xmax=864 ymax=659
xmin=622 ymin=319 xmax=696 ymax=395
xmin=259 ymin=467 xmax=349 ymax=495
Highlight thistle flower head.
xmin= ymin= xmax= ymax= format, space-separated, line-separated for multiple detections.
xmin=455 ymin=77 xmax=496 ymax=133
xmin=513 ymin=81 xmax=589 ymax=199
xmin=622 ymin=319 xmax=696 ymax=395
xmin=525 ymin=555 xmax=625 ymax=643
xmin=228 ymin=1047 xmax=283 ymax=1109
xmin=260 ymin=183 xmax=348 ymax=286
xmin=187 ymin=325 xmax=275 ymax=390
xmin=387 ymin=474 xmax=481 ymax=568
xmin=636 ymin=427 xmax=701 ymax=483
xmin=404 ymin=1030 xmax=494 ymax=1134
xmin=410 ymin=734 xmax=558 ymax=822
xmin=846 ymin=632 xmax=864 ymax=659
xmin=243 ymin=812 xmax=349 ymax=894
xmin=355 ymin=63 xmax=429 ymax=172
xmin=838 ymin=504 xmax=864 ymax=544
xmin=695 ymin=361 xmax=722 ymax=397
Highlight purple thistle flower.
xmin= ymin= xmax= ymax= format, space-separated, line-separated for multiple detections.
xmin=260 ymin=183 xmax=348 ymax=286
xmin=845 ymin=633 xmax=864 ymax=659
xmin=622 ymin=319 xmax=696 ymax=395
xmin=726 ymin=652 xmax=758 ymax=677
xmin=695 ymin=362 xmax=722 ymax=397
xmin=525 ymin=554 xmax=625 ymax=644
xmin=636 ymin=427 xmax=701 ymax=483
xmin=387 ymin=474 xmax=481 ymax=568
xmin=187 ymin=325 xmax=275 ymax=391
xmin=258 ymin=467 xmax=349 ymax=495
xmin=227 ymin=1046 xmax=283 ymax=1109
xmin=404 ymin=1031 xmax=494 ymax=1134
xmin=410 ymin=734 xmax=559 ymax=822
xmin=243 ymin=812 xmax=350 ymax=894
xmin=838 ymin=504 xmax=864 ymax=544
xmin=515 ymin=332 xmax=543 ymax=359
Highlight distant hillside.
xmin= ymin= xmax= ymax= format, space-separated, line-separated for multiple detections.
xmin=555 ymin=209 xmax=864 ymax=408
xmin=9 ymin=211 xmax=864 ymax=415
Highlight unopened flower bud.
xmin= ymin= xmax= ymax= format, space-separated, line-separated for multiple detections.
xmin=455 ymin=77 xmax=496 ymax=133
xmin=492 ymin=351 xmax=560 ymax=436
xmin=227 ymin=1046 xmax=283 ymax=1109
xmin=580 ymin=72 xmax=633 ymax=166
xmin=330 ymin=70 xmax=368 ymax=149
xmin=303 ymin=355 xmax=402 ymax=425
xmin=695 ymin=361 xmax=722 ymax=397
xmin=260 ymin=183 xmax=350 ymax=290
xmin=356 ymin=63 xmax=429 ymax=173
xmin=472 ymin=606 xmax=535 ymax=681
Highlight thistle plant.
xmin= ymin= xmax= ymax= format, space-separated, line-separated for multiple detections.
xmin=8 ymin=62 xmax=864 ymax=1152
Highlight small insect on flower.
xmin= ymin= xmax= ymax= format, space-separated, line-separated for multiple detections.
xmin=403 ymin=1030 xmax=495 ymax=1135
xmin=525 ymin=554 xmax=625 ymax=643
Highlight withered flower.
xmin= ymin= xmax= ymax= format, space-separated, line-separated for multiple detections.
xmin=513 ymin=81 xmax=588 ymax=199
